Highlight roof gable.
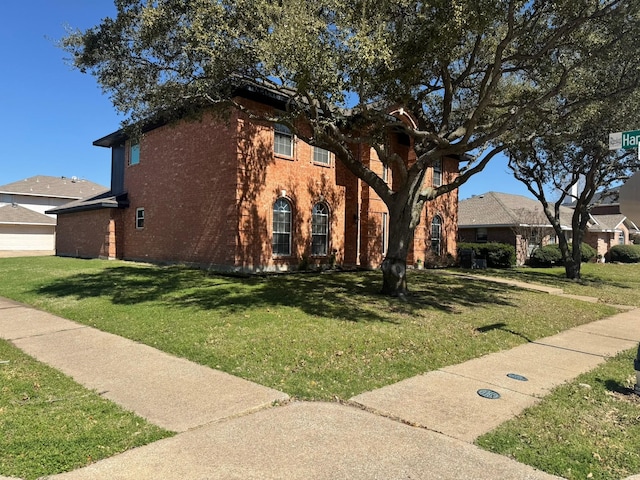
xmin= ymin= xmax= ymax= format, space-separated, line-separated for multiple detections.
xmin=0 ymin=204 xmax=56 ymax=226
xmin=458 ymin=192 xmax=574 ymax=228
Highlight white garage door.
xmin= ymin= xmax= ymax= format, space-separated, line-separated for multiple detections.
xmin=0 ymin=225 xmax=55 ymax=251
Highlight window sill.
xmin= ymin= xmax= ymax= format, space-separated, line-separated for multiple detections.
xmin=274 ymin=154 xmax=294 ymax=161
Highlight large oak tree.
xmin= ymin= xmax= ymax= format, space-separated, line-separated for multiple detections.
xmin=63 ymin=0 xmax=637 ymax=296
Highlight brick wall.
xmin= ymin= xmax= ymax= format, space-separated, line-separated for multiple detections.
xmin=121 ymin=110 xmax=240 ymax=266
xmin=55 ymin=209 xmax=117 ymax=259
xmin=68 ymin=100 xmax=460 ymax=271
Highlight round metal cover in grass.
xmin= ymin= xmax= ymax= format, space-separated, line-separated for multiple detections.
xmin=507 ymin=373 xmax=528 ymax=382
xmin=477 ymin=388 xmax=501 ymax=399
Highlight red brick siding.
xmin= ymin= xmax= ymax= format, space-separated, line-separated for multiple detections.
xmin=234 ymin=102 xmax=346 ymax=270
xmin=55 ymin=209 xmax=117 ymax=259
xmin=59 ymin=101 xmax=460 ymax=271
xmin=121 ymin=111 xmax=239 ymax=266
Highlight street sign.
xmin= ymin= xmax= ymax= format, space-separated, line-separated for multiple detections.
xmin=609 ymin=130 xmax=640 ymax=150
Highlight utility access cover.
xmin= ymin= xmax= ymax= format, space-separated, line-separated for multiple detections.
xmin=477 ymin=389 xmax=501 ymax=399
xmin=507 ymin=373 xmax=528 ymax=382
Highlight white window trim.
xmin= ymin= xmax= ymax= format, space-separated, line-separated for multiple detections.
xmin=313 ymin=146 xmax=331 ymax=166
xmin=274 ymin=124 xmax=294 ymax=158
xmin=136 ymin=207 xmax=145 ymax=229
xmin=130 ymin=141 xmax=140 ymax=166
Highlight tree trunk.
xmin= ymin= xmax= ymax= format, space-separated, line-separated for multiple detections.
xmin=379 ymin=203 xmax=417 ymax=298
xmin=561 ymin=224 xmax=584 ymax=281
xmin=381 ymin=256 xmax=409 ymax=298
xmin=564 ymin=257 xmax=581 ymax=280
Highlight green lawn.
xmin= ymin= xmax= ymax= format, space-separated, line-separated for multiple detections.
xmin=0 ymin=339 xmax=171 ymax=480
xmin=0 ymin=256 xmax=634 ymax=479
xmin=0 ymin=256 xmax=618 ymax=400
xmin=470 ymin=263 xmax=640 ymax=307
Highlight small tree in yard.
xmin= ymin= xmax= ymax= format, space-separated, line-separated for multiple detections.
xmin=62 ymin=0 xmax=638 ymax=296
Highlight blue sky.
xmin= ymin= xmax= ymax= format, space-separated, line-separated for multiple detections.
xmin=0 ymin=1 xmax=532 ymax=200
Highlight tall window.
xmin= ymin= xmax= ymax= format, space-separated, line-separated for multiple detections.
xmin=432 ymin=159 xmax=442 ymax=186
xmin=381 ymin=212 xmax=389 ymax=255
xmin=136 ymin=208 xmax=145 ymax=229
xmin=431 ymin=216 xmax=442 ymax=255
xmin=274 ymin=124 xmax=293 ymax=157
xmin=272 ymin=198 xmax=292 ymax=256
xmin=130 ymin=141 xmax=140 ymax=165
xmin=311 ymin=203 xmax=329 ymax=256
xmin=619 ymin=231 xmax=625 ymax=245
xmin=313 ymin=147 xmax=331 ymax=166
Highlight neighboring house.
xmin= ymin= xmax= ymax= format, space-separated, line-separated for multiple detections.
xmin=49 ymin=87 xmax=461 ymax=271
xmin=458 ymin=191 xmax=637 ymax=265
xmin=0 ymin=176 xmax=106 ymax=252
xmin=580 ymin=189 xmax=640 ymax=256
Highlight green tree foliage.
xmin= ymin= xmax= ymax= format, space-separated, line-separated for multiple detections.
xmin=506 ymin=4 xmax=640 ymax=279
xmin=62 ymin=0 xmax=639 ymax=295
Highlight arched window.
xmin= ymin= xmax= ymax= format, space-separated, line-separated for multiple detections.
xmin=431 ymin=216 xmax=442 ymax=255
xmin=273 ymin=198 xmax=292 ymax=256
xmin=311 ymin=202 xmax=329 ymax=256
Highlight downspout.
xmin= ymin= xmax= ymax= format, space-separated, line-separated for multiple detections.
xmin=355 ymin=144 xmax=362 ymax=266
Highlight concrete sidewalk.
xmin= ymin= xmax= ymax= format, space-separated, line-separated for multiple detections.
xmin=1 ymin=293 xmax=639 ymax=479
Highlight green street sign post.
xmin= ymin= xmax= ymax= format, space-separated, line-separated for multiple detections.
xmin=609 ymin=130 xmax=640 ymax=150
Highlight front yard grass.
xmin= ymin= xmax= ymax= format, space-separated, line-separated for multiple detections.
xmin=0 ymin=338 xmax=172 ymax=480
xmin=0 ymin=256 xmax=619 ymax=401
xmin=471 ymin=263 xmax=640 ymax=307
xmin=1 ymin=256 xmax=635 ymax=479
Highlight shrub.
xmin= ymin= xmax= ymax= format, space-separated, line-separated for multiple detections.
xmin=457 ymin=242 xmax=516 ymax=268
xmin=579 ymin=242 xmax=597 ymax=263
xmin=529 ymin=243 xmax=597 ymax=267
xmin=422 ymin=252 xmax=457 ymax=269
xmin=607 ymin=244 xmax=640 ymax=263
xmin=529 ymin=245 xmax=563 ymax=267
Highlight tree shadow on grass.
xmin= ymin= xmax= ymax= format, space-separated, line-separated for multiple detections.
xmin=35 ymin=264 xmax=518 ymax=324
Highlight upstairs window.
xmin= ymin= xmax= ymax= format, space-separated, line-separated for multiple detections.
xmin=313 ymin=146 xmax=331 ymax=166
xmin=274 ymin=124 xmax=293 ymax=157
xmin=272 ymin=198 xmax=292 ymax=256
xmin=312 ymin=202 xmax=329 ymax=256
xmin=433 ymin=159 xmax=442 ymax=187
xmin=130 ymin=141 xmax=140 ymax=166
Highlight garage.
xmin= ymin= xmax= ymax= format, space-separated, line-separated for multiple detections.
xmin=0 ymin=204 xmax=56 ymax=252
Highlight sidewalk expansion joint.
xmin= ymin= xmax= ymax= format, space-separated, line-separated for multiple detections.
xmin=0 ymin=305 xmax=24 ymax=311
xmin=531 ymin=341 xmax=611 ymax=358
xmin=9 ymin=325 xmax=89 ymax=341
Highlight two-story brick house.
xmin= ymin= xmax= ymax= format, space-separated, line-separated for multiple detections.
xmin=50 ymin=88 xmax=460 ymax=271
